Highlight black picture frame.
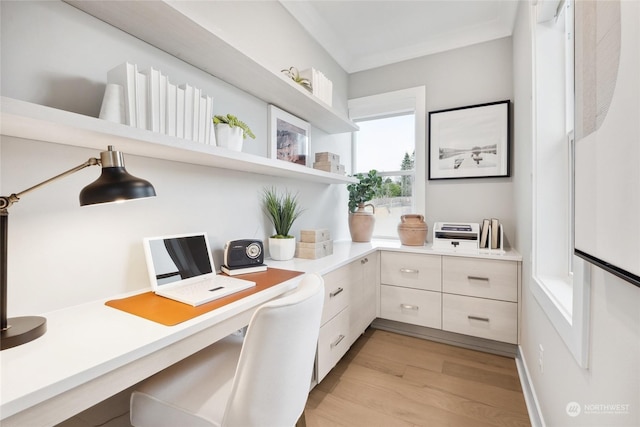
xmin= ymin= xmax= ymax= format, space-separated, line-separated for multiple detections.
xmin=428 ymin=100 xmax=511 ymax=180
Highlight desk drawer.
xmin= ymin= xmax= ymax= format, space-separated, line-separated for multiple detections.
xmin=380 ymin=285 xmax=441 ymax=328
xmin=317 ymin=307 xmax=350 ymax=382
xmin=381 ymin=252 xmax=441 ymax=291
xmin=321 ymin=265 xmax=351 ymax=325
xmin=442 ymin=294 xmax=517 ymax=344
xmin=443 ymin=257 xmax=517 ymax=302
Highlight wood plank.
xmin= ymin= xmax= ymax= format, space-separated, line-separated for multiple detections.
xmin=307 ymin=329 xmax=531 ymax=427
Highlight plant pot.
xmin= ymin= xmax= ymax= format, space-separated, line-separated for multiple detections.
xmin=214 ymin=124 xmax=243 ymax=151
xmin=348 ymin=203 xmax=375 ymax=242
xmin=397 ymin=214 xmax=427 ymax=246
xmin=268 ymin=237 xmax=296 ymax=261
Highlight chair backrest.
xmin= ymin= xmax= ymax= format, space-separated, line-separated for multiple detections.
xmin=222 ymin=273 xmax=325 ymax=427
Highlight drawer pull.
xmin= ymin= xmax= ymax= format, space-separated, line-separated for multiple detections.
xmin=331 ymin=334 xmax=345 ymax=348
xmin=468 ymin=276 xmax=490 ymax=282
xmin=329 ymin=287 xmax=344 ymax=298
xmin=361 ymin=257 xmax=369 ymax=264
xmin=400 ymin=268 xmax=419 ymax=274
xmin=400 ymin=304 xmax=419 ymax=311
xmin=468 ymin=315 xmax=490 ymax=322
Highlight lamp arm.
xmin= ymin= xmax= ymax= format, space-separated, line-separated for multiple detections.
xmin=0 ymin=157 xmax=100 ymax=211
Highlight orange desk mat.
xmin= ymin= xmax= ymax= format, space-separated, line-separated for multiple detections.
xmin=105 ymin=268 xmax=304 ymax=326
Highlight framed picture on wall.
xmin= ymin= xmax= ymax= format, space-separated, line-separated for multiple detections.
xmin=268 ymin=105 xmax=310 ymax=167
xmin=428 ymin=100 xmax=510 ymax=180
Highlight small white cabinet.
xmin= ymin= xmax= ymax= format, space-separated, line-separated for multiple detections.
xmin=379 ymin=249 xmax=520 ymax=345
xmin=316 ymin=254 xmax=378 ymax=383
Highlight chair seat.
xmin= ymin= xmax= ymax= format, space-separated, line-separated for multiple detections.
xmin=130 ymin=335 xmax=243 ymax=427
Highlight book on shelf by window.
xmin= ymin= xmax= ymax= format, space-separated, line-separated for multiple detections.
xmin=176 ymin=85 xmax=185 ymax=139
xmin=135 ymin=66 xmax=147 ymax=131
xmin=159 ymin=72 xmax=168 ymax=134
xmin=180 ymin=83 xmax=194 ymax=140
xmin=141 ymin=67 xmax=161 ymax=132
xmin=480 ymin=219 xmax=490 ymax=248
xmin=491 ymin=218 xmax=500 ymax=249
xmin=166 ymin=82 xmax=177 ymax=137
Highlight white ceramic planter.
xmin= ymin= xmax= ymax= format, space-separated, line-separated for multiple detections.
xmin=268 ymin=237 xmax=296 ymax=261
xmin=214 ymin=124 xmax=243 ymax=151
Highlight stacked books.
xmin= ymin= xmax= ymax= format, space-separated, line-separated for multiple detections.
xmin=296 ymin=229 xmax=333 ymax=259
xmin=299 ymin=68 xmax=333 ymax=106
xmin=102 ymin=62 xmax=215 ymax=145
xmin=313 ymin=152 xmax=345 ymax=175
xmin=480 ymin=218 xmax=502 ymax=250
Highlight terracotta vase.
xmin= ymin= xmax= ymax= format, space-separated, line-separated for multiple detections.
xmin=349 ymin=203 xmax=375 ymax=242
xmin=397 ymin=214 xmax=427 ymax=246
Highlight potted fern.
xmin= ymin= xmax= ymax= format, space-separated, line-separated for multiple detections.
xmin=262 ymin=187 xmax=304 ymax=260
xmin=213 ymin=114 xmax=256 ymax=151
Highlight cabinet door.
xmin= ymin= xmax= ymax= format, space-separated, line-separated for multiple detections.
xmin=380 ymin=285 xmax=442 ymax=328
xmin=381 ymin=252 xmax=441 ymax=291
xmin=442 ymin=293 xmax=517 ymax=344
xmin=443 ymin=257 xmax=518 ymax=302
xmin=349 ymin=253 xmax=379 ymax=341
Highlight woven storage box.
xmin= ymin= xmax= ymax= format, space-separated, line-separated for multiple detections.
xmin=300 ymin=229 xmax=331 ymax=243
xmin=295 ymin=240 xmax=333 ymax=259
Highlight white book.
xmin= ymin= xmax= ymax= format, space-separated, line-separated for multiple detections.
xmin=204 ymin=95 xmax=213 ymax=145
xmin=106 ymin=62 xmax=137 ymax=126
xmin=141 ymin=67 xmax=160 ymax=132
xmin=198 ymin=96 xmax=207 ymax=143
xmin=159 ymin=72 xmax=168 ymax=134
xmin=176 ymin=86 xmax=185 ymax=138
xmin=166 ymin=82 xmax=177 ymax=137
xmin=179 ymin=83 xmax=194 ymax=140
xmin=135 ymin=67 xmax=148 ymax=130
xmin=192 ymin=87 xmax=201 ymax=142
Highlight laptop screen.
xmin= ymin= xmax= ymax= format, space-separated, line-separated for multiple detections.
xmin=143 ymin=233 xmax=214 ymax=288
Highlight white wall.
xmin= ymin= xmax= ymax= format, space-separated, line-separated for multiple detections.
xmin=0 ymin=0 xmax=351 ymax=316
xmin=512 ymin=3 xmax=640 ymax=426
xmin=348 ymin=37 xmax=516 ymax=243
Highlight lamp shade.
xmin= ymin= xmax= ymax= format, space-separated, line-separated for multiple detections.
xmin=79 ymin=147 xmax=156 ymax=206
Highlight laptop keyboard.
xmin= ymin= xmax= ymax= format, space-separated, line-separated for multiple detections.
xmin=172 ymin=275 xmax=253 ymax=296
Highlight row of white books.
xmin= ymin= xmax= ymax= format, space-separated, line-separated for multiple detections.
xmin=299 ymin=68 xmax=333 ymax=106
xmin=103 ymin=62 xmax=215 ymax=144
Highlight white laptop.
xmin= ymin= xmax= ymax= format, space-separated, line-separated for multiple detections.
xmin=143 ymin=232 xmax=256 ymax=306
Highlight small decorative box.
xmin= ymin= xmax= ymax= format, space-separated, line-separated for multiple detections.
xmin=295 ymin=240 xmax=334 ymax=259
xmin=300 ymin=229 xmax=331 ymax=243
xmin=313 ymin=161 xmax=345 ymax=175
xmin=315 ymin=152 xmax=340 ymax=163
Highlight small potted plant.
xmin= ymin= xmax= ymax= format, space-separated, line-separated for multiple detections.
xmin=281 ymin=66 xmax=312 ymax=92
xmin=262 ymin=187 xmax=304 ymax=260
xmin=213 ymin=114 xmax=256 ymax=151
xmin=347 ymin=170 xmax=382 ymax=242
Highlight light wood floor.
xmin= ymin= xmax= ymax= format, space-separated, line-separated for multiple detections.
xmin=305 ymin=328 xmax=531 ymax=427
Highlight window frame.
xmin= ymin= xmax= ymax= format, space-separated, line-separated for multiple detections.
xmin=348 ymin=87 xmax=426 ymax=234
xmin=530 ymin=0 xmax=591 ymax=368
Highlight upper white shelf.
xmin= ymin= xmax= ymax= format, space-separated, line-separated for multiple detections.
xmin=64 ymin=0 xmax=358 ymax=135
xmin=0 ymin=97 xmax=357 ymax=185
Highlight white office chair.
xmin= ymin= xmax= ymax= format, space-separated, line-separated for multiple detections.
xmin=130 ymin=273 xmax=325 ymax=427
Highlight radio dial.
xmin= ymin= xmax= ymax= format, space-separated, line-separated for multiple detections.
xmin=246 ymin=242 xmax=262 ymax=259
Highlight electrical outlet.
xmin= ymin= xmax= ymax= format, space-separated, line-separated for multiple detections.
xmin=538 ymin=344 xmax=544 ymax=374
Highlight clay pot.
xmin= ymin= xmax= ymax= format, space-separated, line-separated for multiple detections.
xmin=349 ymin=203 xmax=375 ymax=242
xmin=397 ymin=214 xmax=427 ymax=246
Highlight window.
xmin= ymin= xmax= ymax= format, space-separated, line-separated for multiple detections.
xmin=348 ymin=87 xmax=426 ymax=238
xmin=531 ymin=0 xmax=590 ymax=368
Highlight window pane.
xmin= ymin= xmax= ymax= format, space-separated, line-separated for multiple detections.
xmin=370 ymin=174 xmax=415 ymax=237
xmin=355 ymin=114 xmax=415 ymax=172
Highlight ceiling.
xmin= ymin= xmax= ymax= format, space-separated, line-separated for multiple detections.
xmin=281 ymin=1 xmax=519 ymax=73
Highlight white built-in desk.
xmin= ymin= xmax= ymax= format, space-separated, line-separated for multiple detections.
xmin=0 ymin=241 xmax=520 ymax=427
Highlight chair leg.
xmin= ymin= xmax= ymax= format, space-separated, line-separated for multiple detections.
xmin=296 ymin=410 xmax=307 ymax=427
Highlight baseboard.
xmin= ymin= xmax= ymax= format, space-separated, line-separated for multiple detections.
xmin=515 ymin=346 xmax=545 ymax=427
xmin=370 ymin=318 xmax=518 ymax=358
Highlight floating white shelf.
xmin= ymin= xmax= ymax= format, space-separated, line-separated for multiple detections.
xmin=64 ymin=0 xmax=358 ymax=135
xmin=0 ymin=97 xmax=357 ymax=185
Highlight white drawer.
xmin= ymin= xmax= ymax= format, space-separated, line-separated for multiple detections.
xmin=380 ymin=285 xmax=441 ymax=329
xmin=442 ymin=294 xmax=517 ymax=344
xmin=381 ymin=252 xmax=441 ymax=291
xmin=443 ymin=257 xmax=517 ymax=302
xmin=321 ymin=265 xmax=351 ymax=325
xmin=317 ymin=307 xmax=350 ymax=382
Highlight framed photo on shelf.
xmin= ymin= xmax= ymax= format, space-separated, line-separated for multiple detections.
xmin=428 ymin=100 xmax=510 ymax=180
xmin=268 ymin=105 xmax=310 ymax=167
